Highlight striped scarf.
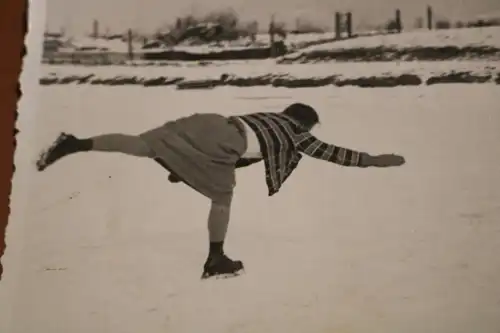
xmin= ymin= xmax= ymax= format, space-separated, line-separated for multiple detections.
xmin=232 ymin=112 xmax=364 ymax=196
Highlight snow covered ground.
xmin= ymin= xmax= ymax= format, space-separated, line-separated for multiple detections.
xmin=47 ymin=26 xmax=500 ymax=62
xmin=50 ymin=31 xmax=340 ymax=58
xmin=1 ymin=81 xmax=500 ymax=333
xmin=278 ymin=27 xmax=500 ymax=63
xmin=291 ymin=26 xmax=500 ymax=53
xmin=65 ymin=31 xmax=340 ymax=51
xmin=41 ymin=27 xmax=500 ymax=81
xmin=41 ymin=60 xmax=499 ymax=83
xmin=170 ymin=31 xmax=341 ymax=51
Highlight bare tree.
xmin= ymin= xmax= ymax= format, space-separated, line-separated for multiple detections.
xmin=202 ymin=8 xmax=239 ymax=29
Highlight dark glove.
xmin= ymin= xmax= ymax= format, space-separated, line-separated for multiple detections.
xmin=371 ymin=154 xmax=406 ymax=167
xmin=168 ymin=173 xmax=182 ymax=183
xmin=361 ymin=153 xmax=405 ymax=167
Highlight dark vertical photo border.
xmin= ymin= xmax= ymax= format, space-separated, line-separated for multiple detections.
xmin=0 ymin=0 xmax=28 ymax=280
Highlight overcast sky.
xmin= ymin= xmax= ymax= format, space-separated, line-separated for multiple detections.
xmin=45 ymin=0 xmax=500 ymax=36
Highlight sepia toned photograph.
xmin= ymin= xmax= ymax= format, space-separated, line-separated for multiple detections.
xmin=1 ymin=0 xmax=500 ymax=332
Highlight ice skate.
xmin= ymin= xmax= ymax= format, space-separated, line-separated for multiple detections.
xmin=36 ymin=133 xmax=81 ymax=171
xmin=201 ymin=254 xmax=244 ymax=280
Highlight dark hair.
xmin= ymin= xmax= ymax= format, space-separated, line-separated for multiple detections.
xmin=282 ymin=103 xmax=320 ymax=129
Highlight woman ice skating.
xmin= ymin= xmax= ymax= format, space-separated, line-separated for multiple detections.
xmin=36 ymin=103 xmax=405 ymax=279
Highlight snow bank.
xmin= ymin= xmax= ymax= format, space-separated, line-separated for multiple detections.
xmin=45 ymin=28 xmax=500 ymax=63
xmin=48 ymin=32 xmax=337 ymax=64
xmin=251 ymin=31 xmax=339 ymax=49
xmin=39 ymin=61 xmax=499 ymax=88
xmin=301 ymin=27 xmax=500 ymax=50
xmin=146 ymin=32 xmax=339 ymax=53
xmin=142 ymin=45 xmax=275 ymax=61
xmin=280 ymin=27 xmax=500 ymax=63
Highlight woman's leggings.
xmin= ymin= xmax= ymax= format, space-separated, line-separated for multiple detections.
xmin=90 ymin=134 xmax=155 ymax=158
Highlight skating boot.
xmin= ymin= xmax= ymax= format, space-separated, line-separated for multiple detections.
xmin=201 ymin=254 xmax=244 ymax=279
xmin=36 ymin=133 xmax=81 ymax=171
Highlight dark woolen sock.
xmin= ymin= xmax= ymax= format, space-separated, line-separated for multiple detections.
xmin=77 ymin=138 xmax=93 ymax=151
xmin=209 ymin=241 xmax=224 ymax=256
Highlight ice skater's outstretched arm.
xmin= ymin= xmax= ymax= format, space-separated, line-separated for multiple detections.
xmin=295 ymin=132 xmax=405 ymax=167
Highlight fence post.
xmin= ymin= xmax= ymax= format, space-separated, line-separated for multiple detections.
xmin=335 ymin=12 xmax=341 ymax=39
xmin=427 ymin=6 xmax=433 ymax=30
xmin=92 ymin=19 xmax=99 ymax=39
xmin=127 ymin=29 xmax=134 ymax=61
xmin=346 ymin=12 xmax=352 ymax=38
xmin=395 ymin=9 xmax=402 ymax=32
xmin=269 ymin=14 xmax=276 ymax=58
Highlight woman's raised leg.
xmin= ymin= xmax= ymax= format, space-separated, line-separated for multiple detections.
xmin=36 ymin=132 xmax=155 ymax=171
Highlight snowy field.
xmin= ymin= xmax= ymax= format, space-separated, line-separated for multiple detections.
xmin=166 ymin=31 xmax=340 ymax=52
xmin=288 ymin=26 xmax=500 ymax=54
xmin=41 ymin=60 xmax=499 ymax=83
xmin=45 ymin=26 xmax=500 ymax=65
xmin=1 ymin=81 xmax=500 ymax=332
xmin=279 ymin=27 xmax=500 ymax=64
xmin=61 ymin=31 xmax=342 ymax=54
xmin=40 ymin=28 xmax=500 ymax=87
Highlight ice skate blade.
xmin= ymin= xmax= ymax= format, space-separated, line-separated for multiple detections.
xmin=201 ymin=269 xmax=245 ymax=280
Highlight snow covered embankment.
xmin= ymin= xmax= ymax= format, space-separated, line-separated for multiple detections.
xmin=279 ymin=27 xmax=500 ymax=63
xmin=40 ymin=66 xmax=500 ymax=89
